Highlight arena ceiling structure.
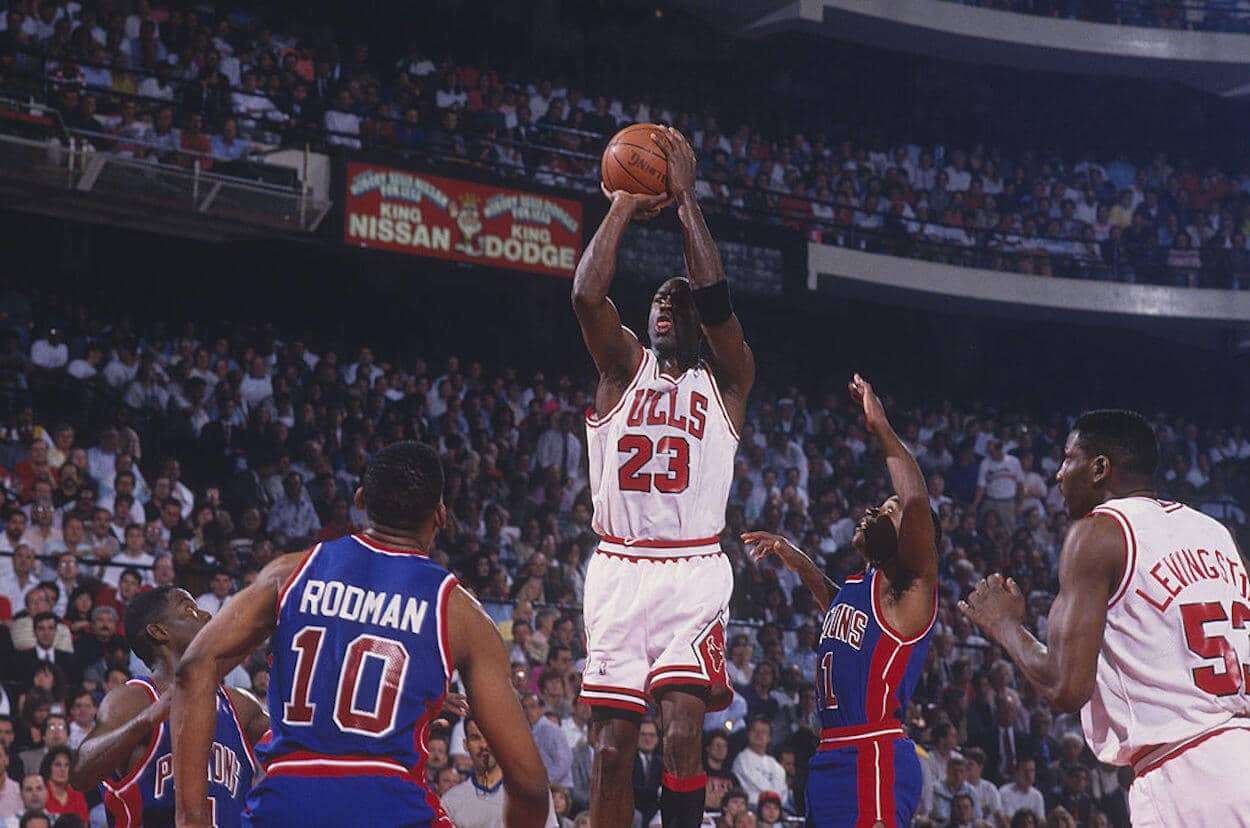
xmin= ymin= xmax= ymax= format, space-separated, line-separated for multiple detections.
xmin=671 ymin=0 xmax=1250 ymax=97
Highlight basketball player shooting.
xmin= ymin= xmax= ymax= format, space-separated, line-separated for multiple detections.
xmin=573 ymin=125 xmax=755 ymax=828
xmin=960 ymin=410 xmax=1250 ymax=826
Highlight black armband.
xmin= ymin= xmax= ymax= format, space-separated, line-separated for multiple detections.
xmin=692 ymin=280 xmax=733 ymax=325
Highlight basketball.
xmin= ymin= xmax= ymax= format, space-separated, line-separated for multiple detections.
xmin=601 ymin=123 xmax=669 ymax=196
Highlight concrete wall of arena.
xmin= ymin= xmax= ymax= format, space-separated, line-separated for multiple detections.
xmin=806 ymin=242 xmax=1250 ymax=325
xmin=750 ymin=0 xmax=1250 ymax=95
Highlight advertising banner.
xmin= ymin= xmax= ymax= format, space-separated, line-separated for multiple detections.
xmin=344 ymin=161 xmax=584 ymax=277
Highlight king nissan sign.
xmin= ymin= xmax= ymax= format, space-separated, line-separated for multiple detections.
xmin=344 ymin=162 xmax=584 ymax=278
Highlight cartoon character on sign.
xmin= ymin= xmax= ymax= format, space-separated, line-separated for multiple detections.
xmin=449 ymin=192 xmax=483 ymax=256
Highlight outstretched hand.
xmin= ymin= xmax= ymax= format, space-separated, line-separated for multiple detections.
xmin=601 ymin=182 xmax=669 ymax=221
xmin=742 ymin=531 xmax=811 ymax=574
xmin=957 ymin=573 xmax=1026 ymax=642
xmin=848 ymin=373 xmax=889 ymax=435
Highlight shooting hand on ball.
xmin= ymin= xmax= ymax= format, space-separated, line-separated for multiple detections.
xmin=651 ymin=126 xmax=696 ymax=198
xmin=601 ymin=182 xmax=668 ymax=221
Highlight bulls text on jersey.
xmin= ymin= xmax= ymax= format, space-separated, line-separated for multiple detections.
xmin=623 ymin=387 xmax=708 ymax=440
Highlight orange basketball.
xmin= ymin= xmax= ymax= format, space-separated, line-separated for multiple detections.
xmin=601 ymin=123 xmax=668 ymax=197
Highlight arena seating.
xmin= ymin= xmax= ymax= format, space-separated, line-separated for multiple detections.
xmin=3 ymin=2 xmax=1250 ymax=288
xmin=0 ymin=287 xmax=1245 ymax=825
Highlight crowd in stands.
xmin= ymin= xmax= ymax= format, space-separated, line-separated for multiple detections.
xmin=0 ymin=287 xmax=1247 ymax=828
xmin=3 ymin=2 xmax=1250 ymax=285
xmin=947 ymin=0 xmax=1250 ymax=32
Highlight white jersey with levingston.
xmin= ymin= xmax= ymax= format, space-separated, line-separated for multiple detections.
xmin=1081 ymin=495 xmax=1250 ymax=768
xmin=585 ymin=343 xmax=739 ymax=553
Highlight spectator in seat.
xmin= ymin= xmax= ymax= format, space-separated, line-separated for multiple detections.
xmin=141 ymin=105 xmax=179 ymax=163
xmin=102 ymin=526 xmax=153 ymax=587
xmin=521 ymin=693 xmax=572 ymax=789
xmin=177 ymin=113 xmax=212 ymax=170
xmin=756 ymin=791 xmax=784 ymax=828
xmin=719 ymin=789 xmax=750 ymax=828
xmin=210 ymin=118 xmax=250 ymax=161
xmin=11 ymin=589 xmax=71 ymax=654
xmin=265 ymin=473 xmax=320 ymax=545
xmin=963 ymin=747 xmax=1002 ymax=823
xmin=704 ymin=731 xmax=740 ymax=812
xmin=998 ymin=757 xmax=1045 ymax=822
xmin=631 ymin=718 xmax=662 ymax=828
xmin=94 ymin=568 xmax=143 ymax=623
xmin=0 ymin=746 xmax=18 ymax=820
xmin=0 ymin=544 xmax=39 ymax=611
xmin=15 ymin=716 xmax=65 ymax=784
xmin=323 ymin=88 xmax=362 ymax=150
xmin=439 ymin=716 xmax=554 ymax=828
xmin=1050 ymin=764 xmax=1093 ymax=825
xmin=394 ymin=107 xmax=424 ymax=149
xmin=71 ymin=606 xmax=123 ymax=679
xmin=136 ymin=60 xmax=174 ymax=101
xmin=21 ymin=506 xmax=59 ymax=558
xmin=194 ymin=568 xmax=233 ymax=614
xmin=63 ymin=691 xmax=95 ymax=752
xmin=1 ymin=774 xmax=49 ymax=828
xmin=0 ymin=511 xmax=27 ymax=555
xmin=1166 ymin=231 xmax=1201 ymax=287
xmin=931 ymin=753 xmax=981 ymax=825
xmin=14 ymin=613 xmax=75 ymax=685
xmin=731 ymin=717 xmax=788 ymax=807
xmin=37 ymin=748 xmax=84 ymax=823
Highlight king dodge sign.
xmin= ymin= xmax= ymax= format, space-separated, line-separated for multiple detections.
xmin=344 ymin=162 xmax=584 ymax=277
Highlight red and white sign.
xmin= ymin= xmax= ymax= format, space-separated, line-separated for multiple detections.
xmin=344 ymin=161 xmax=583 ymax=278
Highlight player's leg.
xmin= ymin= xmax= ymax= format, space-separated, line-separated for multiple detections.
xmin=582 ymin=552 xmax=651 ymax=828
xmin=590 ymin=709 xmax=642 ymax=828
xmin=655 ymin=686 xmax=708 ymax=828
xmin=805 ymin=750 xmax=860 ymax=828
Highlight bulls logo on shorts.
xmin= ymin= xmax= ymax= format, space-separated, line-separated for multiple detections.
xmin=697 ymin=619 xmax=727 ymax=687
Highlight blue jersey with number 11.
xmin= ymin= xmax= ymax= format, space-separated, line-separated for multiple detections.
xmin=253 ymin=534 xmax=456 ymax=825
xmin=816 ymin=568 xmax=935 ymax=731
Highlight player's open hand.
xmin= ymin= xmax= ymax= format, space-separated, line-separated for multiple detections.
xmin=742 ymin=531 xmax=811 ymax=573
xmin=957 ymin=573 xmax=1026 ymax=641
xmin=650 ymin=126 xmax=697 ymax=198
xmin=601 ymin=182 xmax=669 ymax=221
xmin=442 ymin=692 xmax=470 ymax=717
xmin=848 ymin=373 xmax=889 ymax=435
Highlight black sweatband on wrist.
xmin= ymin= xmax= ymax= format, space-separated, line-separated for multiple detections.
xmin=692 ymin=280 xmax=733 ymax=325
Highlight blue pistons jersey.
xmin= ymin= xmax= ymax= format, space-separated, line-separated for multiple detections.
xmin=103 ymin=677 xmax=256 ymax=827
xmin=807 ymin=568 xmax=935 ymax=828
xmin=248 ymin=534 xmax=456 ymax=828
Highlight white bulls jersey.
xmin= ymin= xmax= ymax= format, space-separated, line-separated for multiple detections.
xmin=585 ymin=347 xmax=739 ymax=552
xmin=1082 ymin=496 xmax=1250 ymax=767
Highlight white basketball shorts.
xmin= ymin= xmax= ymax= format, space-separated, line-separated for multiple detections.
xmin=579 ymin=542 xmax=733 ymax=715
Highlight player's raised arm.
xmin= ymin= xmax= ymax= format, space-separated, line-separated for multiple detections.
xmin=173 ymin=552 xmax=301 ymax=828
xmin=572 ymin=185 xmax=666 ymax=384
xmin=850 ymin=375 xmax=936 ymax=583
xmin=654 ymin=126 xmax=755 ymax=415
xmin=958 ymin=513 xmax=1122 ymax=712
xmin=448 ymin=585 xmax=551 ymax=827
xmin=742 ymin=532 xmax=839 ymax=614
xmin=70 ymin=682 xmax=168 ymax=791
